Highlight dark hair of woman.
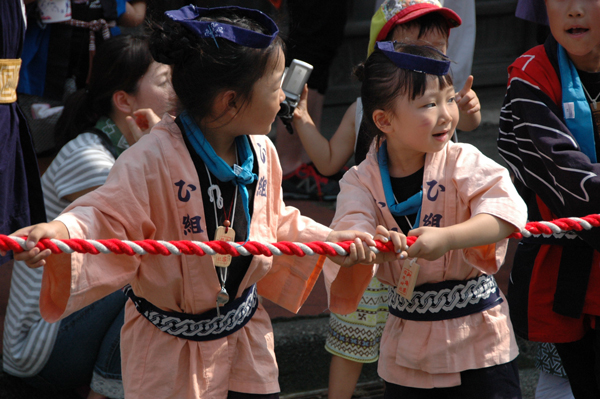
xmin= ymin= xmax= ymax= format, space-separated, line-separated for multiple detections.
xmin=354 ymin=43 xmax=454 ymax=152
xmin=149 ymin=8 xmax=284 ymax=127
xmin=53 ymin=34 xmax=154 ymax=152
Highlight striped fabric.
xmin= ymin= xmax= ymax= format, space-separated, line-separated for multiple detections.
xmin=3 ymin=132 xmax=114 ymax=377
xmin=42 ymin=133 xmax=114 ymax=220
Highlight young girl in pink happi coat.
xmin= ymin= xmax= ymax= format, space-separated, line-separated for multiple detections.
xmin=323 ymin=42 xmax=528 ymax=398
xmin=3 ymin=6 xmax=375 ymax=399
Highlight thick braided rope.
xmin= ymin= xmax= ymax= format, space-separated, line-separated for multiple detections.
xmin=508 ymin=214 xmax=600 ymax=239
xmin=0 ymin=235 xmax=402 ymax=257
xmin=1 ymin=214 xmax=599 ymax=257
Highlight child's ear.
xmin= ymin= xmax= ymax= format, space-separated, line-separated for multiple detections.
xmin=373 ymin=109 xmax=394 ymax=134
xmin=216 ymin=90 xmax=239 ymax=117
xmin=113 ymin=90 xmax=134 ymax=115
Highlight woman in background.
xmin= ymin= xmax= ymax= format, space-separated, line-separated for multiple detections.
xmin=3 ymin=34 xmax=175 ymax=399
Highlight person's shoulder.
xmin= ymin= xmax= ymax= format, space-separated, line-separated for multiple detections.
xmin=443 ymin=141 xmax=505 ymax=171
xmin=509 ymin=44 xmax=549 ymax=71
xmin=109 ymin=116 xmax=183 ymax=176
xmin=148 ymin=114 xmax=180 ymax=140
xmin=507 ymin=42 xmax=560 ymax=104
xmin=345 ymin=149 xmax=379 ymax=182
xmin=249 ymin=134 xmax=276 ymax=157
xmin=66 ymin=131 xmax=107 ymax=150
xmin=349 ymin=99 xmax=359 ymax=114
xmin=508 ymin=44 xmax=553 ymax=84
xmin=361 ymin=144 xmax=380 ymax=167
xmin=445 ymin=141 xmax=484 ymax=159
xmin=133 ymin=114 xmax=181 ymax=154
xmin=347 ymin=100 xmax=360 ymax=123
xmin=250 ymin=134 xmax=273 ymax=146
xmin=54 ymin=132 xmax=114 ymax=163
xmin=44 ymin=132 xmax=115 ymax=190
xmin=447 ymin=140 xmax=478 ymax=151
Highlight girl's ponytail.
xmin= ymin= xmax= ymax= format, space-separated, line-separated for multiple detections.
xmin=52 ymin=35 xmax=154 ymax=153
xmin=53 ymin=88 xmax=96 ymax=151
xmin=149 ymin=20 xmax=194 ymax=66
xmin=353 ymin=63 xmax=366 ymax=83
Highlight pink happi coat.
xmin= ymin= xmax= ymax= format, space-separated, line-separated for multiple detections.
xmin=322 ymin=141 xmax=527 ymax=388
xmin=41 ymin=115 xmax=331 ymax=398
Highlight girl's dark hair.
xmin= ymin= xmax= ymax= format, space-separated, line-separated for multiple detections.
xmin=388 ymin=12 xmax=450 ymax=42
xmin=53 ymin=35 xmax=154 ymax=151
xmin=149 ymin=8 xmax=283 ymax=124
xmin=354 ymin=43 xmax=453 ymax=152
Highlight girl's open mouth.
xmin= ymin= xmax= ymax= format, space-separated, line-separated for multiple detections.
xmin=567 ymin=27 xmax=589 ymax=35
xmin=433 ymin=131 xmax=448 ymax=140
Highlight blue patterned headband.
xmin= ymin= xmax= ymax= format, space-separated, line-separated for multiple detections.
xmin=375 ymin=41 xmax=450 ymax=76
xmin=164 ymin=5 xmax=279 ymax=49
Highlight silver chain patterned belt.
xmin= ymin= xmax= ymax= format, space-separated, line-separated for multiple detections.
xmin=123 ymin=284 xmax=258 ymax=341
xmin=388 ymin=274 xmax=503 ymax=321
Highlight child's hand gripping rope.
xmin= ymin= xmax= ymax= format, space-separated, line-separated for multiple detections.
xmin=2 ymin=214 xmax=600 ymax=265
xmin=0 ymin=222 xmax=413 ymax=268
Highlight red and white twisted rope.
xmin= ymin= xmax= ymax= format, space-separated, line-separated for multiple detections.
xmin=0 ymin=235 xmax=399 ymax=258
xmin=509 ymin=214 xmax=600 ymax=239
xmin=1 ymin=214 xmax=599 ymax=258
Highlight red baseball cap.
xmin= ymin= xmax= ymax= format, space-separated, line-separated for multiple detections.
xmin=369 ymin=0 xmax=461 ymax=55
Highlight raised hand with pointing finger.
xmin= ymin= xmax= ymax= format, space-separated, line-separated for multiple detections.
xmin=454 ymin=75 xmax=482 ymax=132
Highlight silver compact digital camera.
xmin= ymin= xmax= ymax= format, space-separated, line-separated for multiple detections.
xmin=277 ymin=59 xmax=313 ymax=134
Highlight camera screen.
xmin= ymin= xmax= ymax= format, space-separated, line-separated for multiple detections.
xmin=285 ymin=66 xmax=309 ymax=95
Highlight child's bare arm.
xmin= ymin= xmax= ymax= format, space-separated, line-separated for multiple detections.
xmin=118 ymin=0 xmax=147 ymax=27
xmin=455 ymin=76 xmax=482 ymax=132
xmin=407 ymin=213 xmax=515 ymax=261
xmin=292 ymin=86 xmax=358 ymax=176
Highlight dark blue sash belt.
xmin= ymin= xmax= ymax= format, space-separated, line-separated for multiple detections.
xmin=123 ymin=284 xmax=258 ymax=341
xmin=388 ymin=274 xmax=503 ymax=321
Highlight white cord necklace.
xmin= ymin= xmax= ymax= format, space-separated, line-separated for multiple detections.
xmin=205 ymin=150 xmax=239 ymax=314
xmin=582 ymin=82 xmax=600 ymax=110
xmin=393 ymin=193 xmax=414 ymax=230
xmin=205 ymin=164 xmax=238 ymax=231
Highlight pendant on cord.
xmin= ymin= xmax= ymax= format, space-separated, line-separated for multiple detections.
xmin=216 ymin=264 xmax=230 ymax=317
xmin=213 ymin=205 xmax=235 ymax=315
xmin=397 ymin=258 xmax=420 ymax=300
xmin=592 ymin=109 xmax=600 ymax=134
xmin=216 ymin=284 xmax=230 ymax=316
xmin=212 ymin=220 xmax=235 ymax=267
xmin=581 ymin=85 xmax=600 ymax=134
xmin=205 ymin=162 xmax=239 ymax=316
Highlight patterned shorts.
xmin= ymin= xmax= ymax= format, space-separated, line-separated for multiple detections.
xmin=325 ymin=277 xmax=389 ymax=363
xmin=536 ymin=342 xmax=568 ymax=378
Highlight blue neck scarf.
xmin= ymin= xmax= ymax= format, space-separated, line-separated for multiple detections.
xmin=179 ymin=110 xmax=257 ymax=238
xmin=557 ymin=44 xmax=598 ymax=162
xmin=378 ymin=141 xmax=422 ymax=228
